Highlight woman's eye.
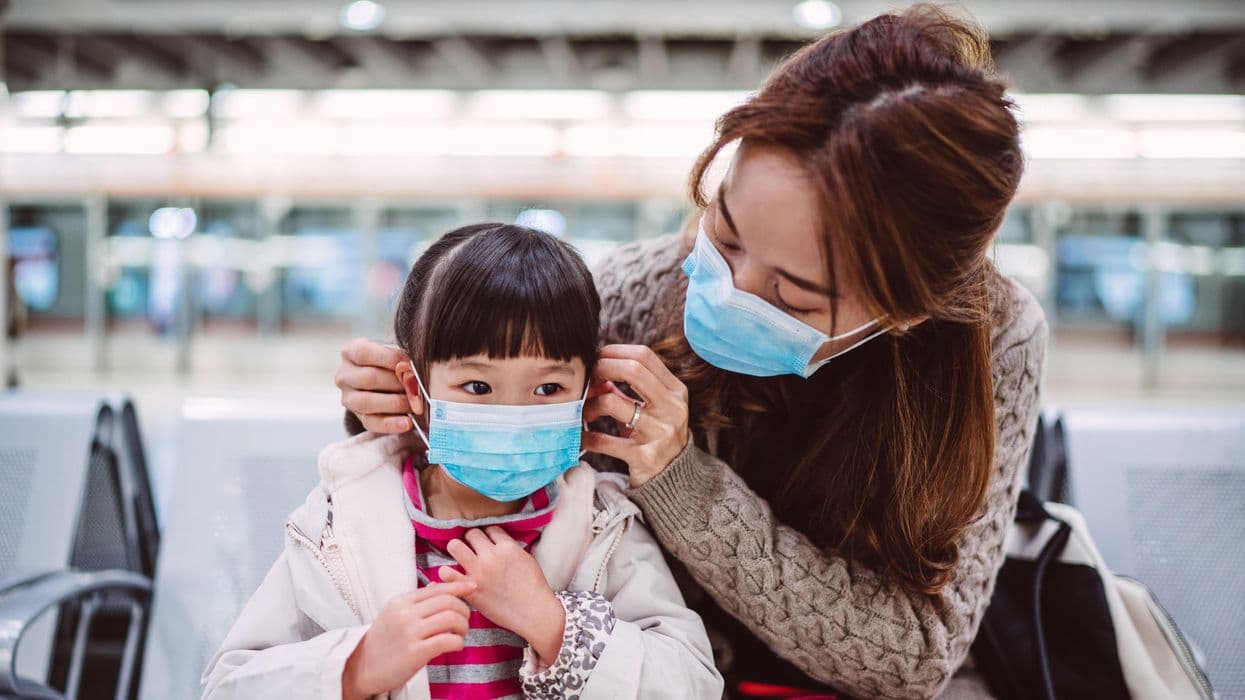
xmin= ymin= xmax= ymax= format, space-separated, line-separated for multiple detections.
xmin=713 ymin=230 xmax=742 ymax=253
xmin=534 ymin=383 xmax=563 ymax=397
xmin=462 ymin=381 xmax=492 ymax=395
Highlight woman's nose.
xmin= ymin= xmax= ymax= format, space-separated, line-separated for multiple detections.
xmin=732 ymin=259 xmax=768 ymax=298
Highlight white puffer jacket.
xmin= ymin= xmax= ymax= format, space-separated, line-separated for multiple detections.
xmin=201 ymin=431 xmax=722 ymax=700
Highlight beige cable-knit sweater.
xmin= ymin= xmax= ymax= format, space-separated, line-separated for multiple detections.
xmin=594 ymin=234 xmax=1048 ymax=700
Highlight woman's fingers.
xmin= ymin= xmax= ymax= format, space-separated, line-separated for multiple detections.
xmin=341 ymin=386 xmax=410 ymax=415
xmin=583 ymin=392 xmax=648 ymax=434
xmin=341 ymin=337 xmax=408 ymax=373
xmin=336 ymin=363 xmax=406 ymax=394
xmin=361 ymin=414 xmax=413 ymax=434
xmin=580 ymin=430 xmax=640 ymax=464
xmin=592 ymin=357 xmax=668 ymax=408
xmin=599 ymin=344 xmax=684 ymax=395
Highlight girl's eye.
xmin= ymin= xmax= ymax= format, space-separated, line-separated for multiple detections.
xmin=534 ymin=383 xmax=563 ymax=397
xmin=462 ymin=381 xmax=492 ymax=395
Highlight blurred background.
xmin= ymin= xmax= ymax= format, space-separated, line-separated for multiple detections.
xmin=0 ymin=2 xmax=1244 ymax=697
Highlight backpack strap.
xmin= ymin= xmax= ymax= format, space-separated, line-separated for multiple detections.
xmin=1017 ymin=488 xmax=1073 ymax=700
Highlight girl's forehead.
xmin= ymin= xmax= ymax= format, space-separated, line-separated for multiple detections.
xmin=439 ymin=355 xmax=584 ymax=374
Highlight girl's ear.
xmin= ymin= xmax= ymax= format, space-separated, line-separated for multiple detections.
xmin=395 ymin=360 xmax=425 ymax=416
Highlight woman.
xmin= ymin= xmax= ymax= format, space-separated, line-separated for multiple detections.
xmin=335 ymin=5 xmax=1046 ymax=698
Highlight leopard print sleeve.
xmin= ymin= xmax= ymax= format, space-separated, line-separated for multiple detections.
xmin=520 ymin=590 xmax=616 ymax=699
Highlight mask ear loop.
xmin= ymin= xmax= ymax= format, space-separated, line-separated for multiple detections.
xmin=805 ymin=322 xmax=892 ymax=376
xmin=578 ymin=378 xmax=591 ymax=458
xmin=409 ymin=367 xmax=433 ymax=449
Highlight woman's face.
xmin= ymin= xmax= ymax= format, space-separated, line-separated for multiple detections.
xmin=701 ymin=143 xmax=882 ymax=362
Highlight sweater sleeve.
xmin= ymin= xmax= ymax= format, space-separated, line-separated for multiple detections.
xmin=627 ymin=279 xmax=1048 ymax=700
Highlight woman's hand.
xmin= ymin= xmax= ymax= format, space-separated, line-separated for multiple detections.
xmin=336 ymin=337 xmax=413 ymax=434
xmin=341 ymin=580 xmax=475 ymax=700
xmin=438 ymin=527 xmax=566 ymax=665
xmin=582 ymin=344 xmax=690 ymax=488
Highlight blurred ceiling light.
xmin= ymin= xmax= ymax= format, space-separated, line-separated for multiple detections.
xmin=149 ymin=207 xmax=198 ymax=240
xmin=0 ymin=125 xmax=62 ymax=153
xmin=339 ymin=122 xmax=451 ymax=155
xmin=448 ymin=123 xmax=560 ymax=156
xmin=465 ymin=90 xmax=614 ymax=121
xmin=66 ymin=90 xmax=154 ymax=119
xmin=1012 ymin=94 xmax=1094 ymax=123
xmin=792 ymin=0 xmax=842 ymax=30
xmin=212 ymin=90 xmax=306 ymax=119
xmin=621 ymin=90 xmax=750 ymax=122
xmin=1138 ymin=129 xmax=1245 ymax=159
xmin=1104 ymin=94 xmax=1245 ymax=122
xmin=214 ymin=120 xmax=339 ymax=155
xmin=1021 ymin=127 xmax=1139 ymax=159
xmin=314 ymin=90 xmax=458 ymax=120
xmin=63 ymin=124 xmax=174 ymax=154
xmin=164 ymin=89 xmax=211 ymax=118
xmin=340 ymin=0 xmax=386 ymax=31
xmin=564 ymin=123 xmax=714 ymax=158
xmin=12 ymin=91 xmax=66 ymax=119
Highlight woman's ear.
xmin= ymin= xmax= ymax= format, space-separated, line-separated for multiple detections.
xmin=395 ymin=360 xmax=425 ymax=416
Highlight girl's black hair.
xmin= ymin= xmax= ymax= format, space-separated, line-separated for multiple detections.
xmin=394 ymin=223 xmax=601 ymax=384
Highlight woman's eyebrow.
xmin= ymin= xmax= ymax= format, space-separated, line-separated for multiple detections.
xmin=718 ymin=184 xmax=832 ymax=296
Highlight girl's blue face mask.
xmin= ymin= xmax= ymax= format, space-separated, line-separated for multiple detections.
xmin=681 ymin=217 xmax=890 ymax=378
xmin=409 ymin=369 xmax=587 ymax=502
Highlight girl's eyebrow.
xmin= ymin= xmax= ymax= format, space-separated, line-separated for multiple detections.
xmin=539 ymin=364 xmax=576 ymax=376
xmin=449 ymin=359 xmax=494 ymax=370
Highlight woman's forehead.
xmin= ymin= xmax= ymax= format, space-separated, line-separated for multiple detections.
xmin=724 ymin=146 xmax=831 ymax=284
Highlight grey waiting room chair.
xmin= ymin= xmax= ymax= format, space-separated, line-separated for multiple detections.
xmin=1062 ymin=404 xmax=1245 ymax=700
xmin=137 ymin=393 xmax=343 ymax=700
xmin=0 ymin=392 xmax=152 ymax=700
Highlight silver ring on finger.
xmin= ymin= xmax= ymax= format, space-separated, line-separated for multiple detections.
xmin=625 ymin=400 xmax=644 ymax=430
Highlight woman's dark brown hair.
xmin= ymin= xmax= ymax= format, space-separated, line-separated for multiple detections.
xmin=658 ymin=4 xmax=1023 ymax=596
xmin=393 ymin=223 xmax=601 ymax=388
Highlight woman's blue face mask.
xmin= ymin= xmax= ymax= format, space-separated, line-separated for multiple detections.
xmin=409 ymin=369 xmax=587 ymax=502
xmin=681 ymin=217 xmax=890 ymax=378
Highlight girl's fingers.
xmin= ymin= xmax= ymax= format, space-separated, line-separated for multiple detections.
xmin=412 ymin=588 xmax=471 ymax=619
xmin=483 ymin=526 xmax=512 ymax=545
xmin=446 ymin=538 xmax=478 ymax=569
xmin=411 ymin=579 xmax=476 ymax=602
xmin=416 ymin=609 xmax=471 ymax=639
xmin=599 ymin=344 xmax=683 ymax=394
xmin=581 ymin=430 xmax=638 ymax=464
xmin=418 ymin=632 xmax=467 ymax=658
xmin=463 ymin=529 xmax=493 ymax=554
xmin=341 ymin=337 xmax=408 ymax=373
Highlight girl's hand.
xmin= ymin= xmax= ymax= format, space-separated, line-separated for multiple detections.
xmin=341 ymin=580 xmax=475 ymax=700
xmin=581 ymin=344 xmax=690 ymax=488
xmin=336 ymin=337 xmax=413 ymax=434
xmin=439 ymin=527 xmax=566 ymax=665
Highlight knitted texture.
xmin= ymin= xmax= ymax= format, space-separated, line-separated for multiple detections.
xmin=596 ymin=234 xmax=1048 ymax=700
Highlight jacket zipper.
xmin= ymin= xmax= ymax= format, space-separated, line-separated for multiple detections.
xmin=1120 ymin=575 xmax=1214 ymax=699
xmin=285 ymin=520 xmax=361 ymax=620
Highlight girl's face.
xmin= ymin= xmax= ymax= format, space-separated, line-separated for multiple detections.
xmin=400 ymin=354 xmax=587 ymax=415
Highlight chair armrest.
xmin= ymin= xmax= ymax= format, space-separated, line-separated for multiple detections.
xmin=0 ymin=569 xmax=151 ymax=698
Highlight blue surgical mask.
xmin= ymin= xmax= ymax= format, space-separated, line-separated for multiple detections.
xmin=682 ymin=218 xmax=890 ymax=378
xmin=409 ymin=370 xmax=587 ymax=502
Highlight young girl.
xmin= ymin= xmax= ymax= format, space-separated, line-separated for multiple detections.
xmin=201 ymin=224 xmax=722 ymax=700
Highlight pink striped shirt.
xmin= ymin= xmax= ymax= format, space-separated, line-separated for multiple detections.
xmin=401 ymin=455 xmax=558 ymax=700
